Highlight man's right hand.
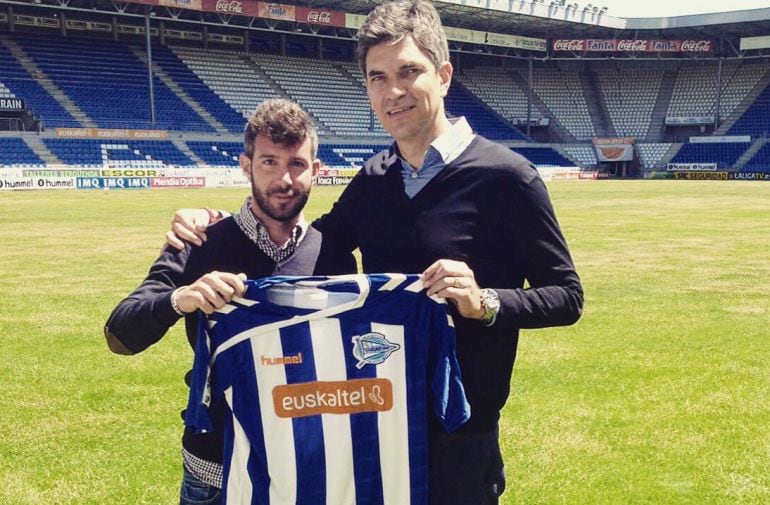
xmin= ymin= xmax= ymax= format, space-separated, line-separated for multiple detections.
xmin=174 ymin=271 xmax=247 ymax=315
xmin=165 ymin=208 xmax=214 ymax=250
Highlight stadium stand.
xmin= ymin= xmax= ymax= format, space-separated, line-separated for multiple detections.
xmin=669 ymin=142 xmax=751 ymax=169
xmin=150 ymin=46 xmax=245 ymax=133
xmin=595 ymin=63 xmax=664 ymax=138
xmin=728 ymin=84 xmax=770 ymax=136
xmin=44 ymin=138 xmax=196 ymax=167
xmin=320 ymin=145 xmax=383 ymax=168
xmin=171 ymin=47 xmax=278 ymax=126
xmin=0 ymin=82 xmax=14 ymax=99
xmin=524 ymin=66 xmax=595 ymax=140
xmin=0 ymin=137 xmax=44 ymax=166
xmin=668 ymin=62 xmax=769 ymax=122
xmin=636 ymin=143 xmax=674 ymax=170
xmin=254 ymin=53 xmax=385 ymax=138
xmin=3 ymin=7 xmax=770 ymax=180
xmin=186 ymin=140 xmax=242 ymax=168
xmin=510 ymin=146 xmax=574 ymax=167
xmin=9 ymin=34 xmax=213 ymax=131
xmin=562 ymin=145 xmax=598 ymax=168
xmin=456 ymin=66 xmax=544 ymax=124
xmin=444 ymin=82 xmax=527 ymax=140
xmin=0 ymin=38 xmax=80 ymax=127
xmin=186 ymin=140 xmax=384 ymax=169
xmin=742 ymin=142 xmax=770 ymax=173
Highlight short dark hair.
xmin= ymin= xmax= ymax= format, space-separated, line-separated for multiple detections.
xmin=356 ymin=0 xmax=449 ymax=76
xmin=243 ymin=99 xmax=318 ymax=158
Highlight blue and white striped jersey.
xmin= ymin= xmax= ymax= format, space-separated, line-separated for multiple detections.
xmin=185 ymin=274 xmax=470 ymax=505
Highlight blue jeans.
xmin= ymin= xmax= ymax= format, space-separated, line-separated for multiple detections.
xmin=180 ymin=466 xmax=222 ymax=505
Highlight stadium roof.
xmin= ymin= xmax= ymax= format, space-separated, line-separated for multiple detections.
xmin=4 ymin=0 xmax=770 ymax=58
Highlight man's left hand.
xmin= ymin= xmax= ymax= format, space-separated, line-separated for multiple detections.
xmin=422 ymin=259 xmax=485 ymax=320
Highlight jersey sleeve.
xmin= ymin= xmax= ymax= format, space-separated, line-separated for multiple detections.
xmin=428 ymin=303 xmax=471 ymax=433
xmin=184 ymin=313 xmax=216 ymax=434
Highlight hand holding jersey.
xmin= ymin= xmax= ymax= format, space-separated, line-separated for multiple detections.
xmin=421 ymin=259 xmax=485 ymax=320
xmin=173 ymin=271 xmax=247 ymax=315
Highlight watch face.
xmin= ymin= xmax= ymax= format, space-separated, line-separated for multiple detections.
xmin=480 ymin=289 xmax=500 ymax=324
xmin=482 ymin=289 xmax=500 ymax=309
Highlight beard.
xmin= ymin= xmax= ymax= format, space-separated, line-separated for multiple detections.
xmin=251 ymin=184 xmax=310 ymax=222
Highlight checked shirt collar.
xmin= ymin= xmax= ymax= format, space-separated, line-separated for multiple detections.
xmin=232 ymin=196 xmax=307 ymax=263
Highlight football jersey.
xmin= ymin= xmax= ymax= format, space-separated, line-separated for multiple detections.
xmin=185 ymin=273 xmax=470 ymax=505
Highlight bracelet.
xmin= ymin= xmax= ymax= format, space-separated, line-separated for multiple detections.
xmin=170 ymin=288 xmax=185 ymax=316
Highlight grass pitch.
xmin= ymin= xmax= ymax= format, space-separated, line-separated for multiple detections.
xmin=1 ymin=181 xmax=768 ymax=504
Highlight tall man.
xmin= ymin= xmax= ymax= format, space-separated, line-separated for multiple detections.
xmin=169 ymin=1 xmax=583 ymax=502
xmin=105 ymin=99 xmax=355 ymax=505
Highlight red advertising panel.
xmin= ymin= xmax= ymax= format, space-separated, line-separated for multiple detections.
xmin=151 ymin=176 xmax=206 ymax=188
xmin=201 ymin=0 xmax=261 ymax=16
xmin=552 ymin=39 xmax=712 ymax=53
xmin=295 ymin=6 xmax=346 ymax=27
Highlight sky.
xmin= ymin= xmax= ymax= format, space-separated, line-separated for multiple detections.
xmin=598 ymin=0 xmax=770 ymax=18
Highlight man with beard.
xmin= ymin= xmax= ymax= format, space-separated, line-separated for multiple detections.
xmin=104 ymin=99 xmax=355 ymax=505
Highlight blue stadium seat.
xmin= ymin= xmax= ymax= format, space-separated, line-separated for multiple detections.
xmin=44 ymin=139 xmax=195 ymax=167
xmin=0 ymin=43 xmax=80 ymax=128
xmin=511 ymin=147 xmax=574 ymax=167
xmin=186 ymin=141 xmax=242 ymax=167
xmin=670 ymin=142 xmax=750 ymax=169
xmin=728 ymin=85 xmax=770 ymax=137
xmin=445 ymin=82 xmax=528 ymax=141
xmin=0 ymin=138 xmax=45 ymax=166
xmin=742 ymin=143 xmax=770 ymax=173
xmin=318 ymin=145 xmax=384 ymax=168
xmin=11 ymin=34 xmax=213 ymax=132
xmin=150 ymin=46 xmax=244 ymax=133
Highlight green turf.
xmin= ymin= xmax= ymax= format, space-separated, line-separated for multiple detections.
xmin=1 ymin=181 xmax=768 ymax=504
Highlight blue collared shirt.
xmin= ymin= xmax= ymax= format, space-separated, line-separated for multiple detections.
xmin=398 ymin=118 xmax=475 ymax=199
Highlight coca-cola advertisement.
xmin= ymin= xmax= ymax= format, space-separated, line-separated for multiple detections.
xmin=295 ymin=6 xmax=345 ymax=27
xmin=552 ymin=39 xmax=585 ymax=52
xmin=681 ymin=40 xmax=713 ymax=52
xmin=553 ymin=38 xmax=713 ymax=53
xmin=202 ymin=0 xmax=260 ymax=16
xmin=617 ymin=39 xmax=649 ymax=52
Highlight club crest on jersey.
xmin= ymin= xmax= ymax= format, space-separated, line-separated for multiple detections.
xmin=352 ymin=332 xmax=400 ymax=369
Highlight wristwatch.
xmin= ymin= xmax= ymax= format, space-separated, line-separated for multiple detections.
xmin=479 ymin=288 xmax=500 ymax=326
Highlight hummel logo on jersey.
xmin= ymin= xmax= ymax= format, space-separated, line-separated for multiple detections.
xmin=352 ymin=332 xmax=401 ymax=369
xmin=260 ymin=352 xmax=303 ymax=366
xmin=273 ymin=378 xmax=393 ymax=418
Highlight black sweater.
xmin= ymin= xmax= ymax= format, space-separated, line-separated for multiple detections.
xmin=105 ymin=217 xmax=355 ymax=463
xmin=314 ymin=136 xmax=583 ymax=431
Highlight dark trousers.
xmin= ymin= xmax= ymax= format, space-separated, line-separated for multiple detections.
xmin=428 ymin=426 xmax=506 ymax=505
